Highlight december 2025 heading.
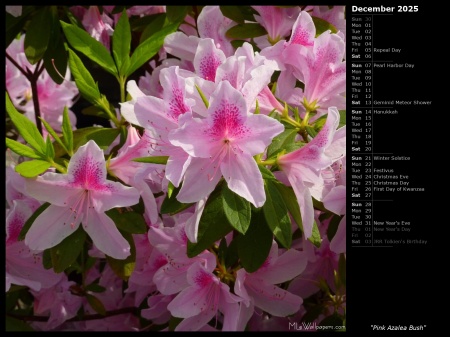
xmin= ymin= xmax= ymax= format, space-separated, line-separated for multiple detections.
xmin=351 ymin=6 xmax=419 ymax=13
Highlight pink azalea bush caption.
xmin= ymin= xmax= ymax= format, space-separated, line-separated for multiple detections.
xmin=5 ymin=5 xmax=346 ymax=331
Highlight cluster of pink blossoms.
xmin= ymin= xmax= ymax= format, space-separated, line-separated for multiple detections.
xmin=6 ymin=5 xmax=346 ymax=331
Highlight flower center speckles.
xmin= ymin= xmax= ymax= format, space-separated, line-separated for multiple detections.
xmin=208 ymin=102 xmax=249 ymax=141
xmin=199 ymin=54 xmax=221 ymax=82
xmin=71 ymin=156 xmax=108 ymax=191
xmin=167 ymin=86 xmax=189 ymax=121
xmin=195 ymin=268 xmax=214 ymax=288
xmin=6 ymin=214 xmax=25 ymax=244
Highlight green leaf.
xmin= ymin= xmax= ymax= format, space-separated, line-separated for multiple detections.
xmin=54 ymin=127 xmax=120 ymax=158
xmin=195 ymin=84 xmax=210 ymax=108
xmin=224 ymin=236 xmax=239 ymax=268
xmin=24 ymin=7 xmax=52 ymax=64
xmin=50 ymin=226 xmax=86 ymax=273
xmin=6 ymin=7 xmax=34 ymax=48
xmin=305 ymin=125 xmax=318 ymax=138
xmin=312 ymin=113 xmax=327 ymax=131
xmin=40 ymin=117 xmax=67 ymax=155
xmin=220 ymin=6 xmax=257 ymax=24
xmin=60 ymin=21 xmax=117 ymax=76
xmin=62 ymin=107 xmax=74 ymax=155
xmin=262 ymin=180 xmax=292 ymax=248
xmin=312 ymin=16 xmax=338 ymax=36
xmin=15 ymin=160 xmax=52 ymax=178
xmin=258 ymin=165 xmax=276 ymax=180
xmin=45 ymin=135 xmax=55 ymax=159
xmin=272 ymin=182 xmax=303 ymax=231
xmin=218 ymin=237 xmax=228 ymax=265
xmin=237 ymin=209 xmax=273 ymax=272
xmin=43 ymin=249 xmax=53 ymax=269
xmin=6 ymin=288 xmax=21 ymax=312
xmin=187 ymin=184 xmax=234 ymax=258
xmin=18 ymin=202 xmax=50 ymax=241
xmin=160 ymin=185 xmax=195 ymax=216
xmin=85 ymin=293 xmax=107 ymax=316
xmin=222 ymin=184 xmax=251 ymax=234
xmin=85 ymin=283 xmax=106 ymax=293
xmin=112 ymin=9 xmax=131 ymax=75
xmin=105 ymin=209 xmax=147 ymax=234
xmin=5 ymin=138 xmax=42 ymax=159
xmin=267 ymin=128 xmax=297 ymax=159
xmin=308 ymin=221 xmax=322 ymax=248
xmin=226 ymin=23 xmax=267 ymax=39
xmin=6 ymin=93 xmax=46 ymax=154
xmin=64 ymin=6 xmax=85 ymax=29
xmin=284 ymin=141 xmax=304 ymax=154
xmin=138 ymin=13 xmax=167 ymax=43
xmin=168 ymin=316 xmax=183 ymax=331
xmin=131 ymin=12 xmax=165 ymax=31
xmin=167 ymin=181 xmax=175 ymax=199
xmin=132 ymin=156 xmax=169 ymax=164
xmin=81 ymin=105 xmax=110 ymax=120
xmin=106 ymin=231 xmax=136 ymax=280
xmin=165 ymin=6 xmax=189 ymax=23
xmin=126 ymin=22 xmax=180 ymax=77
xmin=5 ymin=316 xmax=34 ymax=331
xmin=67 ymin=49 xmax=102 ymax=104
xmin=43 ymin=7 xmax=67 ymax=84
xmin=339 ymin=109 xmax=346 ymax=128
xmin=327 ymin=214 xmax=343 ymax=242
xmin=230 ymin=40 xmax=247 ymax=49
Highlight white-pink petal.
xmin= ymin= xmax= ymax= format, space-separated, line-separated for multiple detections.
xmin=221 ymin=151 xmax=266 ymax=208
xmin=82 ymin=210 xmax=130 ymax=259
xmin=25 ymin=204 xmax=82 ymax=251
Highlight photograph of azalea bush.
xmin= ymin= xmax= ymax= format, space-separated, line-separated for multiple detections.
xmin=5 ymin=5 xmax=346 ymax=331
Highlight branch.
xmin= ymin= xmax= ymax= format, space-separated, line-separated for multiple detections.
xmin=7 ymin=306 xmax=139 ymax=323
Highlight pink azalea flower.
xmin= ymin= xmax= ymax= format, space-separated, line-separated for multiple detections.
xmin=141 ymin=293 xmax=175 ymax=325
xmin=215 ymin=42 xmax=280 ymax=114
xmin=312 ymin=6 xmax=346 ymax=39
xmin=167 ymin=260 xmax=242 ymax=331
xmin=6 ymin=200 xmax=63 ymax=292
xmin=197 ymin=6 xmax=236 ymax=57
xmin=252 ymin=6 xmax=301 ymax=46
xmin=169 ymin=80 xmax=284 ymax=207
xmin=6 ymin=35 xmax=79 ymax=134
xmin=283 ymin=28 xmax=346 ymax=114
xmin=24 ymin=140 xmax=140 ymax=259
xmin=138 ymin=58 xmax=183 ymax=98
xmin=82 ymin=6 xmax=114 ymax=50
xmin=164 ymin=6 xmax=237 ymax=61
xmin=148 ymin=218 xmax=217 ymax=295
xmin=121 ymin=66 xmax=195 ymax=188
xmin=83 ymin=264 xmax=141 ymax=331
xmin=330 ymin=214 xmax=346 ymax=254
xmin=234 ymin=241 xmax=307 ymax=328
xmin=6 ymin=165 xmax=41 ymax=211
xmin=277 ymin=107 xmax=340 ymax=239
xmin=30 ymin=277 xmax=83 ymax=330
xmin=5 ymin=35 xmax=29 ymax=105
xmin=259 ymin=10 xmax=316 ymax=72
xmin=108 ymin=126 xmax=159 ymax=224
xmin=193 ymin=38 xmax=226 ymax=82
xmin=125 ymin=234 xmax=161 ymax=306
xmin=288 ymin=237 xmax=339 ymax=299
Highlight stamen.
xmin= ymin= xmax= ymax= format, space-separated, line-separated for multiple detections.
xmin=52 ymin=59 xmax=67 ymax=82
